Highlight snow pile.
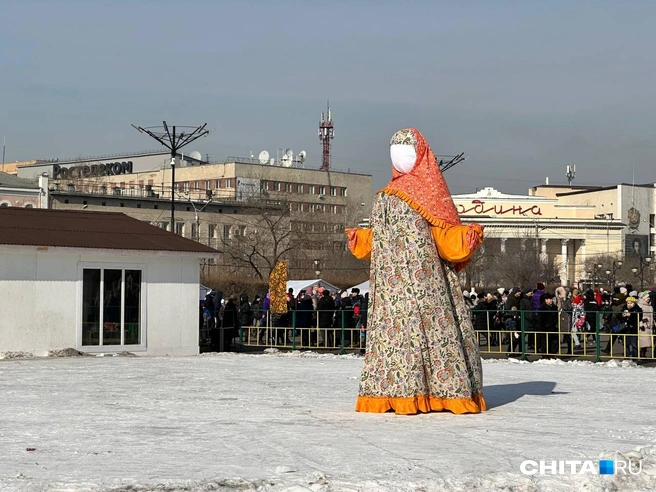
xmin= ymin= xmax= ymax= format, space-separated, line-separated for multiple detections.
xmin=48 ymin=348 xmax=91 ymax=357
xmin=0 ymin=351 xmax=33 ymax=360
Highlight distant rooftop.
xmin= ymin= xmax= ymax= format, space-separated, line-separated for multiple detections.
xmin=0 ymin=171 xmax=39 ymax=189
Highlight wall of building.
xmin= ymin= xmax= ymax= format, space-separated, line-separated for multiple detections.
xmin=0 ymin=248 xmax=200 ymax=357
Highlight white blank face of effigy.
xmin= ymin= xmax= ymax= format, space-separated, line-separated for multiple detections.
xmin=390 ymin=144 xmax=417 ymax=174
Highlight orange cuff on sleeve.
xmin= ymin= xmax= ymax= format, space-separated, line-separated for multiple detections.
xmin=431 ymin=223 xmax=484 ymax=264
xmin=345 ymin=228 xmax=372 ymax=260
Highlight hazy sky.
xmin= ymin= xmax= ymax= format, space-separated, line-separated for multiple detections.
xmin=2 ymin=0 xmax=656 ymax=195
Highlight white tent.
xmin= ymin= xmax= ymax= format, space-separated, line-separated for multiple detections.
xmin=347 ymin=279 xmax=370 ymax=295
xmin=286 ymin=279 xmax=340 ymax=295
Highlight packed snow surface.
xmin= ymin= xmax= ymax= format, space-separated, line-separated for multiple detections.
xmin=0 ymin=352 xmax=655 ymax=491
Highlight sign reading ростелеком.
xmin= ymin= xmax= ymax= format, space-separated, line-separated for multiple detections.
xmin=52 ymin=161 xmax=134 ymax=180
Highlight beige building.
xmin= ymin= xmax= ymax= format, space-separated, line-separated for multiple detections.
xmin=453 ymin=185 xmax=656 ymax=287
xmin=18 ymin=153 xmax=372 ymax=280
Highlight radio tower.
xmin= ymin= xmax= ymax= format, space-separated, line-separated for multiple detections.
xmin=318 ymin=101 xmax=334 ymax=171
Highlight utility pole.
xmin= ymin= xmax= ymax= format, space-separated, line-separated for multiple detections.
xmin=132 ymin=121 xmax=210 ymax=229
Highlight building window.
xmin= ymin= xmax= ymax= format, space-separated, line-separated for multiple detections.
xmin=137 ymin=204 xmax=141 ymax=209
xmin=238 ymin=225 xmax=247 ymax=237
xmin=80 ymin=267 xmax=143 ymax=348
xmin=273 ymin=182 xmax=280 ymax=191
xmin=191 ymin=222 xmax=198 ymax=239
xmin=330 ymin=186 xmax=337 ymax=196
xmin=226 ymin=179 xmax=232 ymax=188
xmin=183 ymin=182 xmax=190 ymax=192
xmin=309 ymin=203 xmax=316 ymax=213
xmin=153 ymin=205 xmax=158 ymax=210
xmin=101 ymin=202 xmax=106 ymax=206
xmin=159 ymin=222 xmax=169 ymax=230
xmin=340 ymin=187 xmax=347 ymax=197
xmin=205 ymin=180 xmax=211 ymax=190
xmin=216 ymin=179 xmax=222 ymax=189
xmin=318 ymin=186 xmax=326 ymax=195
xmin=194 ymin=181 xmax=200 ymax=190
xmin=296 ymin=184 xmax=303 ymax=193
xmin=208 ymin=224 xmax=216 ymax=238
xmin=223 ymin=224 xmax=231 ymax=239
xmin=175 ymin=223 xmax=184 ymax=235
xmin=285 ymin=183 xmax=292 ymax=192
xmin=330 ymin=205 xmax=337 ymax=214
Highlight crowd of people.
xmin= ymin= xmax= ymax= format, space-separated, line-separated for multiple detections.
xmin=465 ymin=282 xmax=656 ymax=358
xmin=198 ymin=280 xmax=656 ymax=359
xmin=199 ymin=286 xmax=368 ymax=352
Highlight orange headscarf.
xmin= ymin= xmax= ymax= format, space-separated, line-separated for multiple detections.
xmin=382 ymin=128 xmax=461 ymax=228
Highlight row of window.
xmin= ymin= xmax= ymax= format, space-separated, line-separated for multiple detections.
xmin=291 ymin=222 xmax=345 ymax=233
xmin=262 ymin=181 xmax=347 ymax=196
xmin=179 ymin=179 xmax=233 ymax=192
xmin=288 ymin=202 xmax=346 ymax=214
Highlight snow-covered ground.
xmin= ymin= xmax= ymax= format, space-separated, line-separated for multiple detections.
xmin=0 ymin=352 xmax=655 ymax=492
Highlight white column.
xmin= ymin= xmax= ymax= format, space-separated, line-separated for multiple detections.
xmin=540 ymin=238 xmax=548 ymax=263
xmin=560 ymin=239 xmax=569 ymax=286
xmin=579 ymin=239 xmax=586 ymax=283
xmin=500 ymin=238 xmax=507 ymax=253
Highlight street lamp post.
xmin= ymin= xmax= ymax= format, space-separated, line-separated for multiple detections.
xmin=631 ymin=256 xmax=652 ymax=291
xmin=592 ymin=263 xmax=603 ymax=289
xmin=607 ymin=260 xmax=623 ymax=287
xmin=314 ymin=259 xmax=321 ymax=279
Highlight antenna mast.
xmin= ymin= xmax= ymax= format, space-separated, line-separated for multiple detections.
xmin=566 ymin=164 xmax=576 ymax=186
xmin=132 ymin=121 xmax=211 ymax=229
xmin=318 ymin=101 xmax=334 ymax=171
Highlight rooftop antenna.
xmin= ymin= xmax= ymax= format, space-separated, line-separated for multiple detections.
xmin=318 ymin=100 xmax=334 ymax=171
xmin=132 ymin=121 xmax=211 ymax=228
xmin=566 ymin=164 xmax=576 ymax=186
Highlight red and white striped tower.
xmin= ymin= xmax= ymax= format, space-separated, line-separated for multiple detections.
xmin=318 ymin=102 xmax=334 ymax=171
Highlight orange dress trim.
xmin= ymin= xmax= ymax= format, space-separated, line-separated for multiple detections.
xmin=356 ymin=394 xmax=487 ymax=415
xmin=345 ymin=227 xmax=372 ymax=260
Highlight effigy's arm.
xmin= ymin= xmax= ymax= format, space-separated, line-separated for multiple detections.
xmin=431 ymin=223 xmax=484 ymax=271
xmin=345 ymin=227 xmax=372 ymax=260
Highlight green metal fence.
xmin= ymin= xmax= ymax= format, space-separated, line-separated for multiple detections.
xmin=205 ymin=308 xmax=655 ymax=361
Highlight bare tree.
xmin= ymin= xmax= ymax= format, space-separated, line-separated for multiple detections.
xmin=219 ymin=204 xmax=295 ymax=280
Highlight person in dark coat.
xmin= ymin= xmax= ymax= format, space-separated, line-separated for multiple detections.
xmin=537 ymin=292 xmax=559 ymax=354
xmin=583 ymin=289 xmax=599 ymax=343
xmin=473 ymin=292 xmax=491 ymax=333
xmin=297 ymin=295 xmax=315 ymax=346
xmin=519 ymin=288 xmax=536 ymax=350
xmin=222 ymin=295 xmax=240 ymax=351
xmin=317 ymin=289 xmax=336 ymax=346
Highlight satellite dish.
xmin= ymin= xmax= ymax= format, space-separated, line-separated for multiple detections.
xmin=189 ymin=151 xmax=202 ymax=161
xmin=298 ymin=150 xmax=306 ymax=163
xmin=282 ymin=158 xmax=293 ymax=168
xmin=284 ymin=148 xmax=294 ymax=159
xmin=258 ymin=150 xmax=269 ymax=165
xmin=269 ymin=158 xmax=275 ymax=165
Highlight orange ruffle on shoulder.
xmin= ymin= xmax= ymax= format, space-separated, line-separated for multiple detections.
xmin=345 ymin=227 xmax=372 ymax=259
xmin=356 ymin=394 xmax=487 ymax=415
xmin=377 ymin=187 xmax=483 ymax=272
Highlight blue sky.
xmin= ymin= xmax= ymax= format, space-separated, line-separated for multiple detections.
xmin=2 ymin=0 xmax=656 ymax=194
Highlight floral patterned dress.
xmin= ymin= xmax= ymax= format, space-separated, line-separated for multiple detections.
xmin=356 ymin=193 xmax=486 ymax=415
